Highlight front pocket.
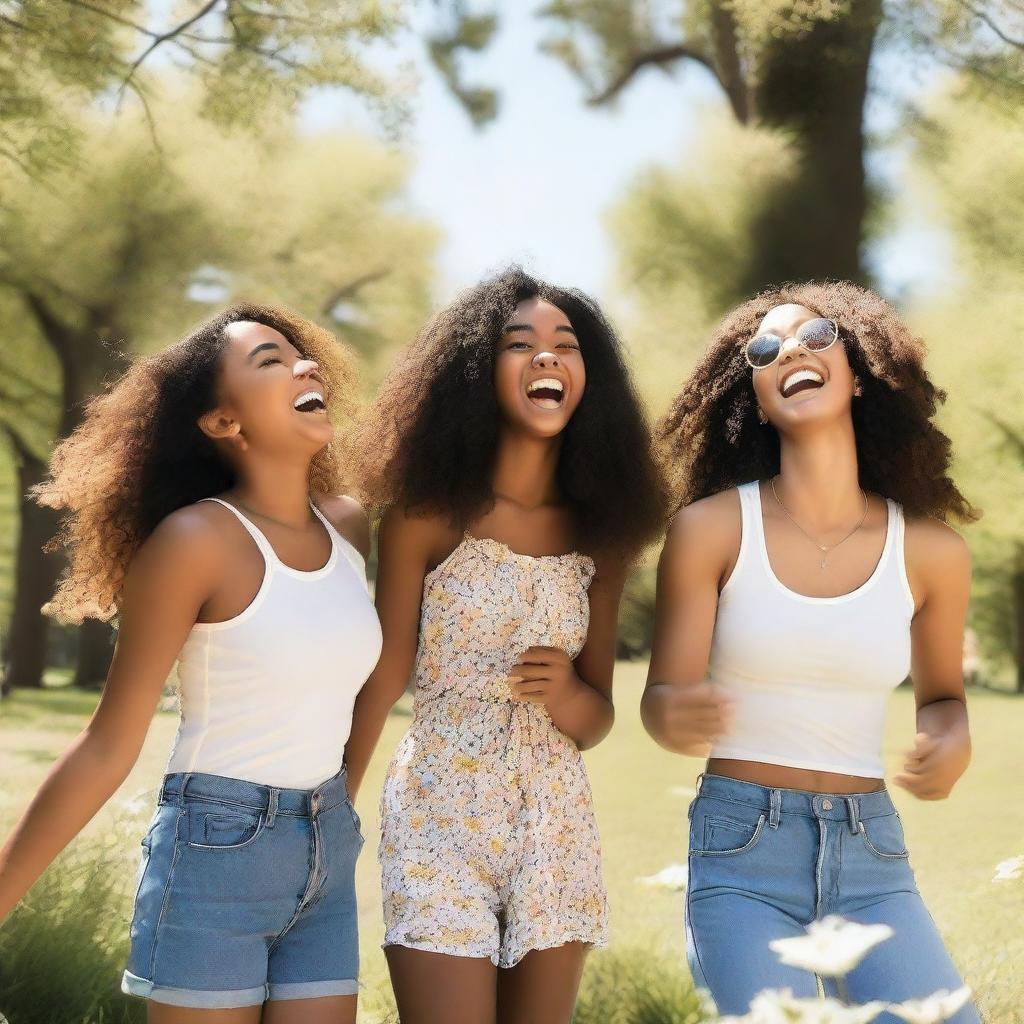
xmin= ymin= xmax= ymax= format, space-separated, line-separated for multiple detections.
xmin=858 ymin=812 xmax=909 ymax=860
xmin=187 ymin=809 xmax=265 ymax=850
xmin=695 ymin=813 xmax=767 ymax=856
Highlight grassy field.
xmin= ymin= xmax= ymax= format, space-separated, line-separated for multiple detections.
xmin=1 ymin=666 xmax=1022 ymax=1022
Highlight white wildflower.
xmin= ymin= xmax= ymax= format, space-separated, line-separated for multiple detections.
xmin=769 ymin=916 xmax=893 ymax=977
xmin=636 ymin=863 xmax=688 ymax=891
xmin=887 ymin=986 xmax=972 ymax=1024
xmin=992 ymin=855 xmax=1023 ymax=882
xmin=748 ymin=989 xmax=886 ymax=1023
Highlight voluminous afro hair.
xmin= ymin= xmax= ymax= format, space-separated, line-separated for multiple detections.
xmin=659 ymin=280 xmax=977 ymax=523
xmin=353 ymin=266 xmax=669 ymax=562
xmin=36 ymin=303 xmax=360 ymax=624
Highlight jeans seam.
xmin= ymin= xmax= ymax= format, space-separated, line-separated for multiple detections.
xmin=148 ymin=806 xmax=185 ymax=982
xmin=685 ymin=849 xmax=713 ymax=993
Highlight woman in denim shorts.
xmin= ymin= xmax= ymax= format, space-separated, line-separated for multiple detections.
xmin=644 ymin=283 xmax=980 ymax=1020
xmin=0 ymin=305 xmax=383 ymax=1022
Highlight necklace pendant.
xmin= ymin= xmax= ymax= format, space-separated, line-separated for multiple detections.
xmin=819 ymin=554 xmax=829 ymax=570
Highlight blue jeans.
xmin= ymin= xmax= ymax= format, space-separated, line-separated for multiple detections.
xmin=685 ymin=774 xmax=979 ymax=1022
xmin=122 ymin=767 xmax=364 ymax=1008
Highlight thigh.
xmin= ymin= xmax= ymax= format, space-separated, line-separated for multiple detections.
xmin=833 ymin=893 xmax=980 ymax=1024
xmin=496 ymin=942 xmax=588 ymax=1024
xmin=385 ymin=946 xmax=497 ymax=1024
xmin=261 ymin=995 xmax=357 ymax=1024
xmin=685 ymin=890 xmax=820 ymax=1014
xmin=147 ymin=1005 xmax=262 ymax=1024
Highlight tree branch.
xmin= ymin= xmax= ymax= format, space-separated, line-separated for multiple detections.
xmin=321 ymin=269 xmax=390 ymax=317
xmin=709 ymin=0 xmax=750 ymax=123
xmin=586 ymin=40 xmax=723 ymax=107
xmin=954 ymin=0 xmax=1024 ymax=48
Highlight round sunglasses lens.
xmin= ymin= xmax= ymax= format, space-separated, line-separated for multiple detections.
xmin=747 ymin=334 xmax=781 ymax=367
xmin=799 ymin=319 xmax=836 ymax=350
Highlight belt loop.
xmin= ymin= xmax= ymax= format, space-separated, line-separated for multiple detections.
xmin=265 ymin=788 xmax=279 ymax=829
xmin=179 ymin=771 xmax=194 ymax=807
xmin=769 ymin=789 xmax=782 ymax=829
xmin=845 ymin=796 xmax=860 ymax=834
xmin=695 ymin=771 xmax=705 ymax=794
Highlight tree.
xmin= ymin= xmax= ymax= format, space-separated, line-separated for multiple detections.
xmin=0 ymin=93 xmax=438 ymax=692
xmin=0 ymin=0 xmax=405 ymax=182
xmin=906 ymin=86 xmax=1024 ymax=689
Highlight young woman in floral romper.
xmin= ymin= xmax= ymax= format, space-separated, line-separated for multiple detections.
xmin=344 ymin=268 xmax=666 ymax=1024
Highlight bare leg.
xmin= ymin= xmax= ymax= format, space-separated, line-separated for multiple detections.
xmin=385 ymin=945 xmax=497 ymax=1024
xmin=261 ymin=995 xmax=357 ymax=1024
xmin=148 ymin=1004 xmax=262 ymax=1024
xmin=496 ymin=942 xmax=589 ymax=1024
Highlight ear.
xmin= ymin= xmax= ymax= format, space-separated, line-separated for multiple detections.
xmin=198 ymin=409 xmax=248 ymax=450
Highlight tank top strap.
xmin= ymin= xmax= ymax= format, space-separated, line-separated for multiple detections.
xmin=885 ymin=497 xmax=916 ymax=614
xmin=720 ymin=481 xmax=765 ymax=595
xmin=199 ymin=497 xmax=279 ymax=566
xmin=309 ymin=500 xmax=366 ymax=580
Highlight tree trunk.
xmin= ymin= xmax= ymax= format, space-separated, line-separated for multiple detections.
xmin=2 ymin=446 xmax=62 ymax=691
xmin=74 ymin=617 xmax=115 ymax=690
xmin=740 ymin=0 xmax=882 ymax=292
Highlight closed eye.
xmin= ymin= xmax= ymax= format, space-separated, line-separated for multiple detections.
xmin=259 ymin=357 xmax=282 ymax=367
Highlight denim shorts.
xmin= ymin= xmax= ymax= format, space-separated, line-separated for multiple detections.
xmin=121 ymin=766 xmax=364 ymax=1008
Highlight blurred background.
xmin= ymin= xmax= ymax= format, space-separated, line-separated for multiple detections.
xmin=0 ymin=2 xmax=1022 ymax=1022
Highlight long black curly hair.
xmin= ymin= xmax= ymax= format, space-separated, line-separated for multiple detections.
xmin=659 ymin=280 xmax=978 ymax=522
xmin=353 ymin=267 xmax=669 ymax=560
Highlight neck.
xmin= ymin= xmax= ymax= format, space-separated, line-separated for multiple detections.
xmin=491 ymin=428 xmax=562 ymax=508
xmin=775 ymin=419 xmax=864 ymax=528
xmin=229 ymin=453 xmax=315 ymax=528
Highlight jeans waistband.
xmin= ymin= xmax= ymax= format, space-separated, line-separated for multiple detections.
xmin=159 ymin=766 xmax=349 ymax=820
xmin=695 ymin=772 xmax=895 ymax=829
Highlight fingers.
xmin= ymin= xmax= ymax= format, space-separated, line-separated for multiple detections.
xmin=514 ymin=646 xmax=569 ymax=666
xmin=892 ymin=773 xmax=945 ymax=800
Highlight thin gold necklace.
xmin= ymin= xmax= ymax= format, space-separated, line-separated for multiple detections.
xmin=769 ymin=476 xmax=869 ymax=571
xmin=232 ymin=498 xmax=313 ymax=532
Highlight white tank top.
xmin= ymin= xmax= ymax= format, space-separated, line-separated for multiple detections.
xmin=165 ymin=498 xmax=383 ymax=790
xmin=707 ymin=481 xmax=915 ymax=778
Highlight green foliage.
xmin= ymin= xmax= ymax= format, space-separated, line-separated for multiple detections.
xmin=0 ymin=834 xmax=143 ymax=1024
xmin=573 ymin=946 xmax=708 ymax=1024
xmin=0 ymin=1 xmax=408 ymax=181
xmin=907 ymin=86 xmax=1024 ymax=683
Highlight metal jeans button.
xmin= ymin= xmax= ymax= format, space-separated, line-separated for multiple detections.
xmin=822 ymin=799 xmax=834 ymax=811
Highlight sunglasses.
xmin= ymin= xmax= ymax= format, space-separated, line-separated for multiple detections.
xmin=745 ymin=318 xmax=838 ymax=369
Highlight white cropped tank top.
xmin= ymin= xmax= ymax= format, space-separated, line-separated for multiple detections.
xmin=707 ymin=481 xmax=916 ymax=778
xmin=165 ymin=498 xmax=383 ymax=790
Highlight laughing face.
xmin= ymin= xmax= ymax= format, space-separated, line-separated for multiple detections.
xmin=750 ymin=303 xmax=857 ymax=430
xmin=494 ymin=298 xmax=586 ymax=438
xmin=199 ymin=320 xmax=335 ymax=455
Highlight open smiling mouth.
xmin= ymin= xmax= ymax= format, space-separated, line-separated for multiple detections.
xmin=293 ymin=389 xmax=327 ymax=414
xmin=526 ymin=377 xmax=565 ymax=410
xmin=779 ymin=369 xmax=825 ymax=398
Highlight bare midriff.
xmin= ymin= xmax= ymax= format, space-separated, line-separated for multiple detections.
xmin=706 ymin=757 xmax=886 ymax=794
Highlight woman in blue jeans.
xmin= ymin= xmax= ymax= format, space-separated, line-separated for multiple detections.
xmin=644 ymin=282 xmax=981 ymax=1021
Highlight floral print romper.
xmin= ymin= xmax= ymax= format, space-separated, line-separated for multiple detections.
xmin=379 ymin=533 xmax=609 ymax=967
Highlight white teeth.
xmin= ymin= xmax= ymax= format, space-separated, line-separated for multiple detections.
xmin=780 ymin=369 xmax=824 ymax=397
xmin=527 ymin=378 xmax=564 ymax=394
xmin=293 ymin=390 xmax=325 ymax=410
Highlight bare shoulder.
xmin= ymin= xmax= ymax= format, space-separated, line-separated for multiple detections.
xmin=904 ymin=514 xmax=971 ymax=581
xmin=313 ymin=491 xmax=371 ymax=561
xmin=663 ymin=488 xmax=741 ymax=566
xmin=378 ymin=505 xmax=460 ymax=569
xmin=125 ymin=503 xmax=227 ymax=586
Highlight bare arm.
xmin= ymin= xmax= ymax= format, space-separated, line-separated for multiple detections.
xmin=511 ymin=554 xmax=628 ymax=750
xmin=343 ymin=509 xmax=440 ymax=802
xmin=0 ymin=509 xmax=221 ymax=922
xmin=641 ymin=494 xmax=736 ymax=756
xmin=893 ymin=519 xmax=973 ymax=800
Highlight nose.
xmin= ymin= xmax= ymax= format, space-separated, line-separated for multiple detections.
xmin=778 ymin=337 xmax=803 ymax=364
xmin=532 ymin=350 xmax=560 ymax=369
xmin=293 ymin=358 xmax=320 ymax=379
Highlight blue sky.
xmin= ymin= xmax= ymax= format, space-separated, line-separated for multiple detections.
xmin=299 ymin=2 xmax=954 ymax=306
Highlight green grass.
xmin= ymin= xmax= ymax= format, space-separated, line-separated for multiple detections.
xmin=1 ymin=670 xmax=1022 ymax=1022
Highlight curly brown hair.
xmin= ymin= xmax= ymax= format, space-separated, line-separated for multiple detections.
xmin=36 ymin=303 xmax=360 ymax=624
xmin=352 ymin=267 xmax=669 ymax=562
xmin=659 ymin=280 xmax=978 ymax=522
